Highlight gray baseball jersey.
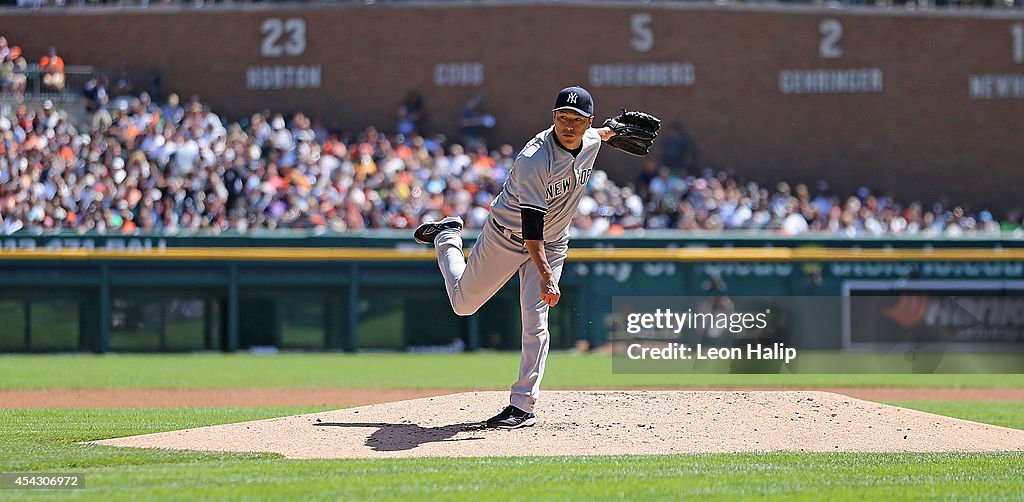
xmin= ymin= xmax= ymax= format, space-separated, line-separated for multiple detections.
xmin=490 ymin=126 xmax=601 ymax=242
xmin=428 ymin=122 xmax=604 ymax=415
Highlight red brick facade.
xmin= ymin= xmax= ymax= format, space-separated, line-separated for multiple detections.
xmin=4 ymin=4 xmax=1023 ymax=211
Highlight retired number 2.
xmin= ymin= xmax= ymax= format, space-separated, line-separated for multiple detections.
xmin=819 ymin=19 xmax=843 ymax=59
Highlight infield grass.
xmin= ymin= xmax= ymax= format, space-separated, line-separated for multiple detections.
xmin=4 ymin=354 xmax=1023 ymax=499
xmin=2 ymin=404 xmax=1024 ymax=502
xmin=2 ymin=353 xmax=1024 ymax=389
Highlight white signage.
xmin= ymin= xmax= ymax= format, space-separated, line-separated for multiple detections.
xmin=778 ymin=68 xmax=883 ymax=95
xmin=433 ymin=63 xmax=484 ymax=87
xmin=631 ymin=13 xmax=653 ymax=53
xmin=246 ymin=65 xmax=322 ymax=90
xmin=969 ymin=74 xmax=1024 ymax=99
xmin=819 ymin=19 xmax=844 ymax=60
xmin=589 ymin=63 xmax=695 ymax=88
xmin=261 ymin=18 xmax=307 ymax=58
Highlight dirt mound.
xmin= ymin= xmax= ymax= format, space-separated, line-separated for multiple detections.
xmin=8 ymin=386 xmax=1024 ymax=409
xmin=92 ymin=391 xmax=1024 ymax=459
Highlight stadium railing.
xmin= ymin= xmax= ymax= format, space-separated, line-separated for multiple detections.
xmin=0 ymin=64 xmax=97 ymax=103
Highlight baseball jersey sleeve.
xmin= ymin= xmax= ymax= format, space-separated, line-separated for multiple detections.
xmin=512 ymin=152 xmax=549 ymax=216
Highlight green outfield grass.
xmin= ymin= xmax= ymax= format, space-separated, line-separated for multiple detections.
xmin=2 ymin=354 xmax=1023 ymax=500
xmin=1 ymin=353 xmax=1024 ymax=389
xmin=1 ymin=405 xmax=1023 ymax=501
xmin=886 ymin=401 xmax=1024 ymax=431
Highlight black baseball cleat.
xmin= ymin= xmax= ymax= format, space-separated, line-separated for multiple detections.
xmin=413 ymin=216 xmax=464 ymax=245
xmin=485 ymin=405 xmax=536 ymax=429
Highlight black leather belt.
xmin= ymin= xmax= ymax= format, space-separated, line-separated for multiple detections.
xmin=491 ymin=219 xmax=525 ymax=245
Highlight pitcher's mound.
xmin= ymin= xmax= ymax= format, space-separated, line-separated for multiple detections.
xmin=92 ymin=391 xmax=1024 ymax=459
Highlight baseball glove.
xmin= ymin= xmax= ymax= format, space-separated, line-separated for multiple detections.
xmin=603 ymin=110 xmax=662 ymax=157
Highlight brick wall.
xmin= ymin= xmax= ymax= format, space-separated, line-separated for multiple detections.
xmin=4 ymin=4 xmax=1023 ymax=212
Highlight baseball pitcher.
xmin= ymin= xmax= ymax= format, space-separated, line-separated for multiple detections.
xmin=415 ymin=86 xmax=660 ymax=428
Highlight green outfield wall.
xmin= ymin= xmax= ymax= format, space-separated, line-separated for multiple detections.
xmin=1 ymin=233 xmax=1022 ymax=353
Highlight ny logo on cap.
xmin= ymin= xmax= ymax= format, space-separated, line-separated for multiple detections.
xmin=567 ymin=92 xmax=578 ymax=104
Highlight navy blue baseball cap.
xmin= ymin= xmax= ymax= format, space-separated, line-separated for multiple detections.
xmin=552 ymin=86 xmax=594 ymax=118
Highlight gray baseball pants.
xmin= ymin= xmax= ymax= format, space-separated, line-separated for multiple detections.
xmin=434 ymin=221 xmax=567 ymax=413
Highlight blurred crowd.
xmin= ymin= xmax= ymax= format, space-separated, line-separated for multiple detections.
xmin=1 ymin=36 xmax=68 ymax=100
xmin=0 ymin=88 xmax=1021 ymax=237
xmin=620 ymin=162 xmax=1011 ymax=237
xmin=0 ymin=90 xmax=517 ymax=235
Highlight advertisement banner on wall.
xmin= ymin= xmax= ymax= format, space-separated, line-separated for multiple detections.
xmin=843 ymin=281 xmax=1024 ymax=351
xmin=609 ymin=291 xmax=1024 ymax=374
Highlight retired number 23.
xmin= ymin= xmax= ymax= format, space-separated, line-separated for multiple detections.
xmin=261 ymin=18 xmax=307 ymax=57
